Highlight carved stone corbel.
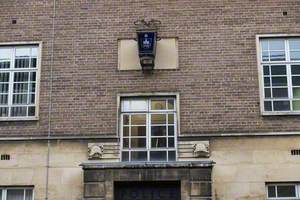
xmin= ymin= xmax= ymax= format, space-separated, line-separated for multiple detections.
xmin=88 ymin=143 xmax=104 ymax=160
xmin=193 ymin=141 xmax=210 ymax=158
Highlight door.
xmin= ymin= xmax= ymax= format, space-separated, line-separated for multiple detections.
xmin=114 ymin=181 xmax=181 ymax=200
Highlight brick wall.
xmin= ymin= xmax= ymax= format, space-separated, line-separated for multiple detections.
xmin=1 ymin=0 xmax=300 ymax=137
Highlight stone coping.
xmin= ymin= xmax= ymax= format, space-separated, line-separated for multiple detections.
xmin=80 ymin=161 xmax=214 ymax=169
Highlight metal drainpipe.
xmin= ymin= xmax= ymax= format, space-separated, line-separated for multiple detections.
xmin=45 ymin=0 xmax=56 ymax=199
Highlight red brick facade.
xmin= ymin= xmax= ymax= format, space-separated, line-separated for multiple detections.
xmin=1 ymin=0 xmax=300 ymax=137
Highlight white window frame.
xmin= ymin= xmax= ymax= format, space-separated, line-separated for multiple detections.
xmin=118 ymin=93 xmax=180 ymax=162
xmin=0 ymin=41 xmax=42 ymax=121
xmin=266 ymin=183 xmax=300 ymax=200
xmin=257 ymin=34 xmax=300 ymax=115
xmin=0 ymin=187 xmax=34 ymax=200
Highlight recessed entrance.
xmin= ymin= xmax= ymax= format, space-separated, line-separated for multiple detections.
xmin=114 ymin=181 xmax=181 ymax=200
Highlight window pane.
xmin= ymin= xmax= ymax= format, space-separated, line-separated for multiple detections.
xmin=264 ymin=101 xmax=272 ymax=111
xmin=290 ymin=51 xmax=300 ymax=60
xmin=271 ymin=65 xmax=286 ymax=75
xmin=151 ymin=126 xmax=166 ymax=136
xmin=151 ymin=100 xmax=166 ymax=110
xmin=168 ymin=151 xmax=176 ymax=161
xmin=262 ymin=51 xmax=269 ymax=61
xmin=0 ymin=48 xmax=11 ymax=59
xmin=14 ymin=83 xmax=28 ymax=93
xmin=131 ymin=126 xmax=146 ymax=136
xmin=25 ymin=189 xmax=33 ymax=200
xmin=289 ymin=39 xmax=300 ymax=50
xmin=0 ymin=84 xmax=9 ymax=93
xmin=151 ymin=114 xmax=166 ymax=124
xmin=168 ymin=138 xmax=175 ymax=148
xmin=273 ymin=101 xmax=290 ymax=111
xmin=7 ymin=189 xmax=24 ymax=200
xmin=293 ymin=88 xmax=300 ymax=98
xmin=0 ymin=73 xmax=9 ymax=82
xmin=15 ymin=58 xmax=30 ymax=68
xmin=0 ymin=107 xmax=8 ymax=117
xmin=272 ymin=88 xmax=288 ymax=98
xmin=30 ymin=72 xmax=36 ymax=81
xmin=123 ymin=127 xmax=129 ymax=136
xmin=131 ymin=151 xmax=147 ymax=161
xmin=150 ymin=151 xmax=167 ymax=161
xmin=263 ymin=65 xmax=270 ymax=75
xmin=131 ymin=138 xmax=146 ymax=148
xmin=167 ymin=99 xmax=174 ymax=109
xmin=122 ymin=151 xmax=129 ymax=161
xmin=123 ymin=138 xmax=129 ymax=148
xmin=267 ymin=186 xmax=276 ymax=198
xmin=13 ymin=94 xmax=28 ymax=104
xmin=277 ymin=185 xmax=296 ymax=197
xmin=31 ymin=58 xmax=37 ymax=68
xmin=32 ymin=47 xmax=38 ymax=56
xmin=291 ymin=65 xmax=300 ymax=75
xmin=292 ymin=76 xmax=300 ymax=86
xmin=168 ymin=114 xmax=174 ymax=124
xmin=14 ymin=72 xmax=29 ymax=82
xmin=16 ymin=48 xmax=30 ymax=57
xmin=123 ymin=115 xmax=129 ymax=125
xmin=0 ymin=48 xmax=11 ymax=69
xmin=29 ymin=83 xmax=36 ymax=93
xmin=0 ymin=94 xmax=8 ymax=104
xmin=0 ymin=189 xmax=2 ymax=199
xmin=0 ymin=61 xmax=10 ymax=69
xmin=132 ymin=100 xmax=148 ymax=111
xmin=261 ymin=41 xmax=268 ymax=51
xmin=131 ymin=114 xmax=146 ymax=125
xmin=270 ymin=51 xmax=285 ymax=61
xmin=293 ymin=100 xmax=300 ymax=110
xmin=168 ymin=126 xmax=175 ymax=136
xmin=28 ymin=106 xmax=35 ymax=116
xmin=269 ymin=40 xmax=285 ymax=50
xmin=121 ymin=100 xmax=147 ymax=112
xmin=272 ymin=77 xmax=287 ymax=86
xmin=29 ymin=94 xmax=35 ymax=104
xmin=264 ymin=77 xmax=270 ymax=87
xmin=264 ymin=88 xmax=271 ymax=98
xmin=15 ymin=47 xmax=32 ymax=69
xmin=151 ymin=138 xmax=167 ymax=148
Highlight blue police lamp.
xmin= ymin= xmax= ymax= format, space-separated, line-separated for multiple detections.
xmin=134 ymin=19 xmax=161 ymax=71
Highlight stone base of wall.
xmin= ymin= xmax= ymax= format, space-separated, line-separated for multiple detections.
xmin=81 ymin=161 xmax=213 ymax=200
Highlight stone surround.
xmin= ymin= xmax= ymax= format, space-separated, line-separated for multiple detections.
xmin=81 ymin=161 xmax=213 ymax=200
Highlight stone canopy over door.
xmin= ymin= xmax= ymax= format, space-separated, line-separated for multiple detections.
xmin=81 ymin=161 xmax=213 ymax=200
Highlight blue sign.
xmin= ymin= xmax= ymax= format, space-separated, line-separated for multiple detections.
xmin=137 ymin=32 xmax=156 ymax=54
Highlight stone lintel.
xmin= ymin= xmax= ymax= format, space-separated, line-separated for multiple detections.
xmin=80 ymin=161 xmax=214 ymax=170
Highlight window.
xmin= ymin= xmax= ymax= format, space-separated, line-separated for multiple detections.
xmin=266 ymin=183 xmax=300 ymax=199
xmin=259 ymin=37 xmax=300 ymax=114
xmin=0 ymin=44 xmax=40 ymax=120
xmin=120 ymin=97 xmax=177 ymax=162
xmin=0 ymin=187 xmax=33 ymax=200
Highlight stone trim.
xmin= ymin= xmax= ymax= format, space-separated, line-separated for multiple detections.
xmin=1 ymin=131 xmax=300 ymax=141
xmin=81 ymin=161 xmax=214 ymax=169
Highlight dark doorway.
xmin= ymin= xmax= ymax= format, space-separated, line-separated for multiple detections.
xmin=114 ymin=181 xmax=181 ymax=200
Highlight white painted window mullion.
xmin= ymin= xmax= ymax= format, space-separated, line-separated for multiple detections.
xmin=147 ymin=112 xmax=150 ymax=161
xmin=3 ymin=189 xmax=6 ymax=200
xmin=286 ymin=39 xmax=293 ymax=111
xmin=7 ymin=47 xmax=15 ymax=117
